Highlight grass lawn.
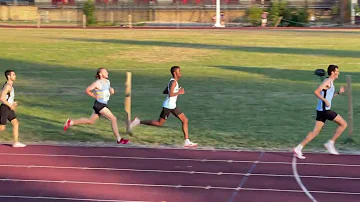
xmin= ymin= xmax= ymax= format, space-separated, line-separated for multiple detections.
xmin=0 ymin=28 xmax=359 ymax=151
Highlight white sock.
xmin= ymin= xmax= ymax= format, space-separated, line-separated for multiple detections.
xmin=70 ymin=120 xmax=74 ymax=126
xmin=296 ymin=144 xmax=303 ymax=150
xmin=329 ymin=140 xmax=335 ymax=144
xmin=185 ymin=139 xmax=190 ymax=144
xmin=132 ymin=118 xmax=140 ymax=126
xmin=117 ymin=137 xmax=121 ymax=142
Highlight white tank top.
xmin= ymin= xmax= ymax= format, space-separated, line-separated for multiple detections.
xmin=1 ymin=83 xmax=15 ymax=104
xmin=316 ymin=79 xmax=335 ymax=111
xmin=94 ymin=79 xmax=111 ymax=104
xmin=162 ymin=78 xmax=179 ymax=109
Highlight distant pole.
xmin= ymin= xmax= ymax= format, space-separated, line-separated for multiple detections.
xmin=346 ymin=75 xmax=354 ymax=142
xmin=213 ymin=0 xmax=223 ymax=27
xmin=351 ymin=0 xmax=357 ymax=24
xmin=344 ymin=75 xmax=355 ymax=144
xmin=82 ymin=14 xmax=86 ymax=28
xmin=128 ymin=14 xmax=132 ymax=28
xmin=37 ymin=14 xmax=40 ymax=28
xmin=124 ymin=72 xmax=132 ymax=135
xmin=176 ymin=0 xmax=179 ymax=29
xmin=340 ymin=0 xmax=347 ymax=24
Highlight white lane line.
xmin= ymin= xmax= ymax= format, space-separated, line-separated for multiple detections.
xmin=0 ymin=178 xmax=360 ymax=196
xmin=0 ymin=195 xmax=148 ymax=202
xmin=1 ymin=164 xmax=360 ymax=181
xmin=0 ymin=152 xmax=360 ymax=167
xmin=292 ymin=156 xmax=317 ymax=202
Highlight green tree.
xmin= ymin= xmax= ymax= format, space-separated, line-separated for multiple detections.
xmin=83 ymin=0 xmax=96 ymax=25
xmin=245 ymin=6 xmax=263 ymax=26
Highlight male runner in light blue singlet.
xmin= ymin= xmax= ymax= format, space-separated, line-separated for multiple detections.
xmin=293 ymin=65 xmax=347 ymax=159
xmin=63 ymin=68 xmax=129 ymax=144
xmin=0 ymin=70 xmax=26 ymax=147
xmin=129 ymin=66 xmax=197 ymax=148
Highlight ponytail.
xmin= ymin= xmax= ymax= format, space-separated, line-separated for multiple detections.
xmin=95 ymin=67 xmax=104 ymax=79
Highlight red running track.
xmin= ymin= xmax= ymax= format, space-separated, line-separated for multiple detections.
xmin=0 ymin=144 xmax=359 ymax=202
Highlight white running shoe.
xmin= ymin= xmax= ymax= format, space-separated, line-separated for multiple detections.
xmin=293 ymin=147 xmax=306 ymax=159
xmin=129 ymin=117 xmax=140 ymax=131
xmin=184 ymin=140 xmax=198 ymax=148
xmin=324 ymin=140 xmax=339 ymax=155
xmin=12 ymin=142 xmax=26 ymax=148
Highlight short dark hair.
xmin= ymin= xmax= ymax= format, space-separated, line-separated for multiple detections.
xmin=327 ymin=65 xmax=338 ymax=76
xmin=170 ymin=66 xmax=180 ymax=76
xmin=4 ymin=70 xmax=14 ymax=80
xmin=95 ymin=67 xmax=105 ymax=79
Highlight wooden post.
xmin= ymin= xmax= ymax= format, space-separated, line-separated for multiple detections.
xmin=344 ymin=75 xmax=355 ymax=144
xmin=176 ymin=0 xmax=179 ymax=29
xmin=125 ymin=72 xmax=132 ymax=134
xmin=82 ymin=14 xmax=86 ymax=28
xmin=37 ymin=14 xmax=40 ymax=28
xmin=128 ymin=14 xmax=132 ymax=28
xmin=340 ymin=0 xmax=346 ymax=24
xmin=274 ymin=16 xmax=283 ymax=28
xmin=0 ymin=6 xmax=5 ymax=21
xmin=45 ymin=11 xmax=49 ymax=23
xmin=67 ymin=11 xmax=71 ymax=22
xmin=24 ymin=10 xmax=28 ymax=22
xmin=110 ymin=10 xmax=114 ymax=24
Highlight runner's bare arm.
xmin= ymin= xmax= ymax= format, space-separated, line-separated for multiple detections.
xmin=85 ymin=81 xmax=101 ymax=99
xmin=334 ymin=86 xmax=345 ymax=97
xmin=314 ymin=78 xmax=331 ymax=103
xmin=168 ymin=80 xmax=184 ymax=97
xmin=0 ymin=84 xmax=14 ymax=109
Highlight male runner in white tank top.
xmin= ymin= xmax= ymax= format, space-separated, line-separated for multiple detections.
xmin=63 ymin=67 xmax=130 ymax=144
xmin=129 ymin=66 xmax=197 ymax=148
xmin=293 ymin=65 xmax=347 ymax=159
xmin=0 ymin=70 xmax=26 ymax=147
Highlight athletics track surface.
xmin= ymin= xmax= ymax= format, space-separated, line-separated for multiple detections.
xmin=0 ymin=144 xmax=359 ymax=202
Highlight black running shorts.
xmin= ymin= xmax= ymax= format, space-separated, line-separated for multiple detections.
xmin=160 ymin=107 xmax=182 ymax=120
xmin=93 ymin=100 xmax=108 ymax=115
xmin=0 ymin=104 xmax=16 ymax=125
xmin=316 ymin=110 xmax=338 ymax=123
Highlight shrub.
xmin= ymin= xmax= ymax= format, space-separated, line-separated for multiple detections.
xmin=83 ymin=0 xmax=96 ymax=25
xmin=245 ymin=6 xmax=263 ymax=26
xmin=268 ymin=0 xmax=309 ymax=27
